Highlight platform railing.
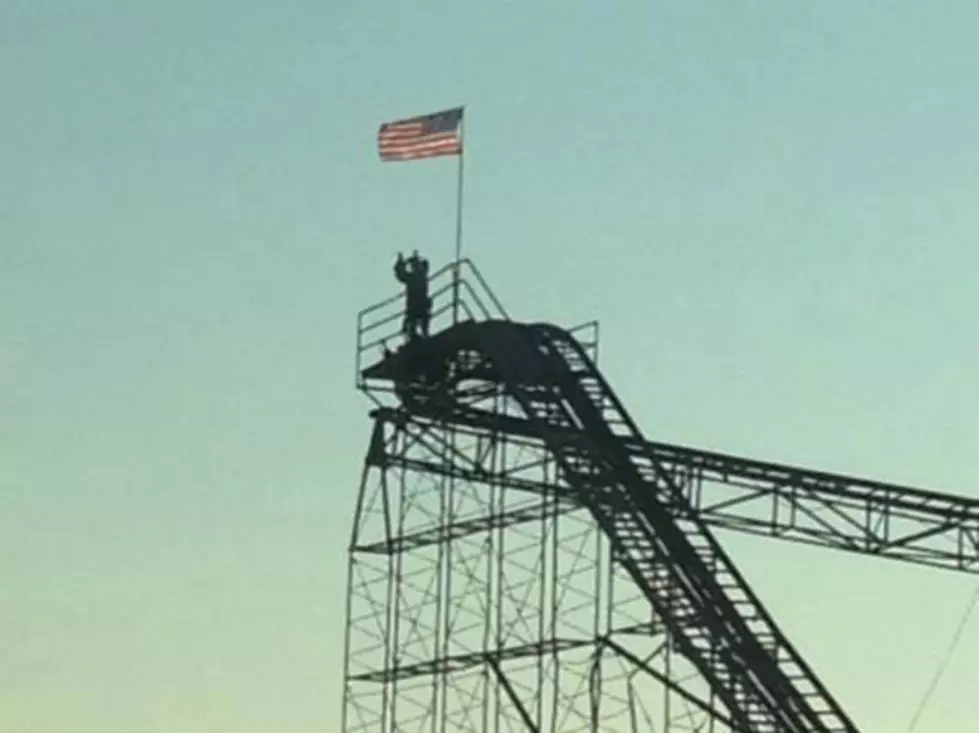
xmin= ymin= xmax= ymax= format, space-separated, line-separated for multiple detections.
xmin=354 ymin=258 xmax=510 ymax=390
xmin=354 ymin=258 xmax=601 ymax=394
xmin=567 ymin=320 xmax=599 ymax=365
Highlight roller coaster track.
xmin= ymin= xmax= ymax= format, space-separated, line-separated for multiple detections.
xmin=345 ymin=259 xmax=978 ymax=732
xmin=365 ymin=318 xmax=859 ymax=732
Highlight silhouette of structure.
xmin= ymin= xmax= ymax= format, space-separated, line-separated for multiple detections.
xmin=342 ymin=259 xmax=979 ymax=732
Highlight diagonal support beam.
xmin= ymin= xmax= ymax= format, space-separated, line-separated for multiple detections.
xmin=603 ymin=638 xmax=741 ymax=731
xmin=487 ymin=656 xmax=541 ymax=733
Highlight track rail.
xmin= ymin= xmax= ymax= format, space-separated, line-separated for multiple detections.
xmin=363 ymin=319 xmax=861 ymax=731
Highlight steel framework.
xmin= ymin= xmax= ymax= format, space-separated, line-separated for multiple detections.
xmin=341 ymin=260 xmax=979 ymax=732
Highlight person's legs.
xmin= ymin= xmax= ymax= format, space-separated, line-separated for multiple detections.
xmin=420 ymin=296 xmax=432 ymax=335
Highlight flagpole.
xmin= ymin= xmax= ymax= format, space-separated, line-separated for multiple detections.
xmin=452 ymin=109 xmax=465 ymax=325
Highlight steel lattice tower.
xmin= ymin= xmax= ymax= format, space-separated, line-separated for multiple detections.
xmin=341 ymin=260 xmax=979 ymax=733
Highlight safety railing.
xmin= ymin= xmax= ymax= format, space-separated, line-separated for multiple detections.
xmin=354 ymin=258 xmax=510 ymax=390
xmin=567 ymin=320 xmax=599 ymax=366
xmin=354 ymin=258 xmax=601 ymax=396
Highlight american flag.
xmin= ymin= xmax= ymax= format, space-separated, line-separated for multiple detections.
xmin=377 ymin=107 xmax=463 ymax=162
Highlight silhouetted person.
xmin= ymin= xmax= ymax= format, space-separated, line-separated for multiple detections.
xmin=394 ymin=251 xmax=432 ymax=341
xmin=414 ymin=255 xmax=432 ymax=337
xmin=393 ymin=253 xmax=416 ymax=339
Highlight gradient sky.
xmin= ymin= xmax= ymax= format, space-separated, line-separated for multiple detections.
xmin=3 ymin=1 xmax=979 ymax=730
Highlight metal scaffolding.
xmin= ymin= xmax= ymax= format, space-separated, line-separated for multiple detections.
xmin=341 ymin=259 xmax=978 ymax=732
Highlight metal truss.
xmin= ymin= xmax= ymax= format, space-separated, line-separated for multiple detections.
xmin=364 ymin=406 xmax=979 ymax=577
xmin=342 ymin=400 xmax=732 ymax=733
xmin=342 ymin=258 xmax=978 ymax=732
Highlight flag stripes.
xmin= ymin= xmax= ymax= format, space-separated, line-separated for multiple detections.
xmin=378 ymin=107 xmax=463 ymax=161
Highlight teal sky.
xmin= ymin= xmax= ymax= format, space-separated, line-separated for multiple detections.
xmin=3 ymin=1 xmax=979 ymax=730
